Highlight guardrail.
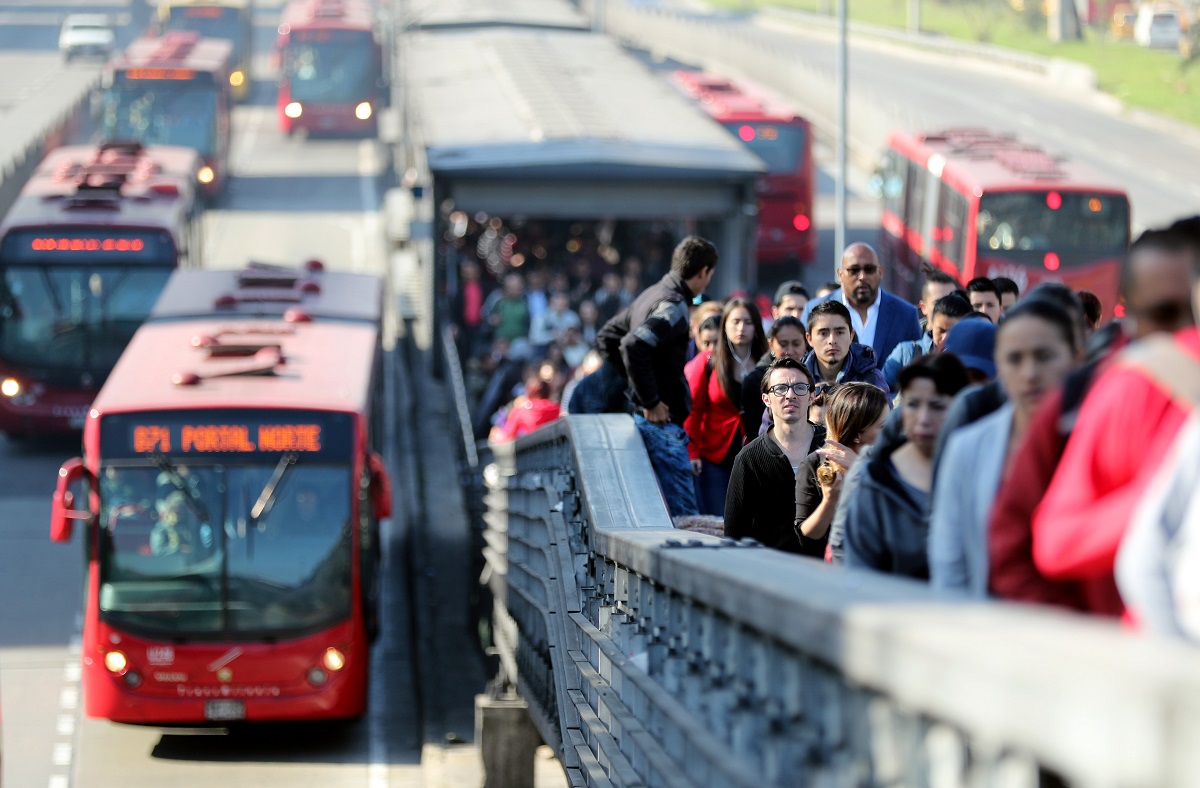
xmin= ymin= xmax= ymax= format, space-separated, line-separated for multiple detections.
xmin=483 ymin=414 xmax=1200 ymax=787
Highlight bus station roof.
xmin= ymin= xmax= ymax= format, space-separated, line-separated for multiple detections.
xmin=403 ymin=0 xmax=590 ymax=31
xmin=405 ymin=28 xmax=764 ymax=217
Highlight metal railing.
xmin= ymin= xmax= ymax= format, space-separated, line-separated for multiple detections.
xmin=483 ymin=414 xmax=1200 ymax=787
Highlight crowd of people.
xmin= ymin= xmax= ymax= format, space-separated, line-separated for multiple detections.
xmin=454 ymin=220 xmax=1200 ymax=642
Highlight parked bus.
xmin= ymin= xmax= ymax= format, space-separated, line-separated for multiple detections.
xmin=874 ymin=128 xmax=1131 ymax=313
xmin=158 ymin=0 xmax=254 ymax=102
xmin=102 ymin=31 xmax=234 ymax=197
xmin=50 ymin=263 xmax=392 ymax=724
xmin=0 ymin=142 xmax=204 ymax=437
xmin=673 ymin=71 xmax=815 ymax=264
xmin=275 ymin=0 xmax=387 ymax=137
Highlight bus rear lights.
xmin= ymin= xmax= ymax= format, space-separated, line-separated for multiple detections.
xmin=792 ymin=214 xmax=811 ymax=232
xmin=355 ymin=102 xmax=372 ymax=121
xmin=1043 ymin=252 xmax=1061 ymax=272
xmin=197 ymin=166 xmax=215 ymax=185
xmin=322 ymin=647 xmax=346 ymax=672
xmin=284 ymin=102 xmax=303 ymax=119
xmin=229 ymin=70 xmax=245 ymax=88
xmin=104 ymin=650 xmax=128 ymax=673
xmin=1 ymin=377 xmax=20 ymax=397
xmin=1045 ymin=191 xmax=1062 ymax=210
xmin=737 ymin=124 xmax=755 ymax=142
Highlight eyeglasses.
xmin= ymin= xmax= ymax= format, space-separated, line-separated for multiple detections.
xmin=843 ymin=265 xmax=880 ymax=277
xmin=768 ymin=382 xmax=812 ymax=398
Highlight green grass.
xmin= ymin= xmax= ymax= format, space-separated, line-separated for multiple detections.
xmin=716 ymin=0 xmax=1200 ymax=126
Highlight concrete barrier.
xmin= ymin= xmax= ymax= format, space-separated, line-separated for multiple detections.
xmin=0 ymin=65 xmax=102 ymax=221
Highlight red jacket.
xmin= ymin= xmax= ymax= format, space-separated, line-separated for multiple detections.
xmin=988 ymin=387 xmax=1123 ymax=615
xmin=493 ymin=398 xmax=561 ymax=443
xmin=1031 ymin=328 xmax=1200 ymax=584
xmin=684 ymin=351 xmax=744 ymax=463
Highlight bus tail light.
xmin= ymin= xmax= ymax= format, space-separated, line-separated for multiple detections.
xmin=792 ymin=214 xmax=810 ymax=232
xmin=197 ymin=166 xmax=215 ymax=185
xmin=322 ymin=648 xmax=346 ymax=672
xmin=355 ymin=102 xmax=372 ymax=121
xmin=51 ymin=457 xmax=91 ymax=543
xmin=284 ymin=102 xmax=303 ymax=119
xmin=1043 ymin=252 xmax=1061 ymax=271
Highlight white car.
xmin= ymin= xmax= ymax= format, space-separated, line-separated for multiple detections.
xmin=59 ymin=14 xmax=115 ymax=61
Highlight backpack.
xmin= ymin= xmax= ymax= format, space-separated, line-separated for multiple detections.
xmin=1114 ymin=335 xmax=1200 ymax=639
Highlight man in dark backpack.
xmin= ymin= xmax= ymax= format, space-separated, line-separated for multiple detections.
xmin=584 ymin=236 xmax=719 ymax=517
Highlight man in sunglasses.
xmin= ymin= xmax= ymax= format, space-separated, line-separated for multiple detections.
xmin=802 ymin=243 xmax=922 ymax=364
xmin=991 ymin=224 xmax=1198 ymax=614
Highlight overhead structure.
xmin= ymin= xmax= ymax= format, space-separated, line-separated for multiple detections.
xmin=403 ymin=26 xmax=764 ymax=296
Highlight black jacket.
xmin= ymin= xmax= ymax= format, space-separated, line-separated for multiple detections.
xmin=724 ymin=424 xmax=825 ymax=552
xmin=597 ymin=272 xmax=695 ymax=425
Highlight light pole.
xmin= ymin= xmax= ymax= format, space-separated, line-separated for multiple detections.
xmin=835 ymin=0 xmax=848 ymax=271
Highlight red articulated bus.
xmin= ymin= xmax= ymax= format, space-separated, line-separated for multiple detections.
xmin=50 ymin=263 xmax=392 ymax=724
xmin=876 ymin=128 xmax=1131 ymax=312
xmin=673 ymin=71 xmax=815 ymax=265
xmin=276 ymin=0 xmax=387 ymax=137
xmin=0 ymin=142 xmax=204 ymax=438
xmin=102 ymin=31 xmax=234 ymax=197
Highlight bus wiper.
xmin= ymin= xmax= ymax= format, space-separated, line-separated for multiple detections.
xmin=249 ymin=453 xmax=297 ymax=526
xmin=151 ymin=452 xmax=212 ymax=525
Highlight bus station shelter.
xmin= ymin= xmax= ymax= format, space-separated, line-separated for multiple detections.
xmin=402 ymin=27 xmax=765 ymax=299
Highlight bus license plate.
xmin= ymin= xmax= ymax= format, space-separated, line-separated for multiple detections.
xmin=204 ymin=700 xmax=245 ymax=721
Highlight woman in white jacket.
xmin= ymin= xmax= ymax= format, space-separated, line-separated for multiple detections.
xmin=929 ymin=298 xmax=1080 ymax=595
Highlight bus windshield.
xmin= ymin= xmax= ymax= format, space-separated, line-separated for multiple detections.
xmin=721 ymin=121 xmax=806 ymax=174
xmin=102 ymin=81 xmax=220 ymax=157
xmin=285 ymin=33 xmax=376 ymax=102
xmin=165 ymin=7 xmax=244 ymax=62
xmin=0 ymin=265 xmax=173 ymax=375
xmin=97 ymin=462 xmax=353 ymax=639
xmin=976 ymin=191 xmax=1130 ymax=264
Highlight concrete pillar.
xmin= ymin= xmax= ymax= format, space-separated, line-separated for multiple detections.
xmin=475 ymin=693 xmax=542 ymax=788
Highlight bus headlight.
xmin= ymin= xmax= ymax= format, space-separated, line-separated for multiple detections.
xmin=322 ymin=647 xmax=346 ymax=671
xmin=229 ymin=70 xmax=245 ymax=88
xmin=355 ymin=102 xmax=372 ymax=121
xmin=197 ymin=166 xmax=215 ymax=185
xmin=104 ymin=650 xmax=128 ymax=673
xmin=285 ymin=101 xmax=303 ymax=119
xmin=1 ymin=377 xmax=19 ymax=398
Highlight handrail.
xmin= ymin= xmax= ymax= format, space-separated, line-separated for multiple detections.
xmin=484 ymin=414 xmax=1200 ymax=787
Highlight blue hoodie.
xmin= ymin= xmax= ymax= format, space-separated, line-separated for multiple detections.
xmin=803 ymin=342 xmax=888 ymax=392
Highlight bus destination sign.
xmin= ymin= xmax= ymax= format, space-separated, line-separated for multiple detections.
xmin=101 ymin=410 xmax=353 ymax=460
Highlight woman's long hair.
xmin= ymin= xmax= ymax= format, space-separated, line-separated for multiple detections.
xmin=824 ymin=382 xmax=889 ymax=446
xmin=711 ymin=297 xmax=767 ymax=404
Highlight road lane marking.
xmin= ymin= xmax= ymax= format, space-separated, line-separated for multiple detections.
xmin=55 ymin=714 xmax=74 ymax=736
xmin=52 ymin=742 xmax=71 ymax=767
xmin=59 ymin=686 xmax=77 ymax=710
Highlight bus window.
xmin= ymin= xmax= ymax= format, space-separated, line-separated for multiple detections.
xmin=936 ymin=182 xmax=968 ymax=271
xmin=976 ymin=191 xmax=1130 ymax=263
xmin=720 ymin=122 xmax=805 ymax=173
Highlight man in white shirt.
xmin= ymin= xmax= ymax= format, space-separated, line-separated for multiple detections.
xmin=802 ymin=243 xmax=922 ymax=363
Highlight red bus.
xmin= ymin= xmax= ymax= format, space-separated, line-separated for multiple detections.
xmin=275 ymin=0 xmax=387 ymax=137
xmin=102 ymin=32 xmax=234 ymax=197
xmin=49 ymin=264 xmax=392 ymax=724
xmin=0 ymin=142 xmax=204 ymax=437
xmin=875 ymin=128 xmax=1131 ymax=312
xmin=673 ymin=71 xmax=815 ymax=264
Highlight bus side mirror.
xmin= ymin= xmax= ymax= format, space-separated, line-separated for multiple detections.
xmin=367 ymin=452 xmax=392 ymax=519
xmin=51 ymin=458 xmax=91 ymax=543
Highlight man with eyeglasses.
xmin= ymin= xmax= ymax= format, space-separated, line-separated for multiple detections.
xmin=724 ymin=357 xmax=827 ymax=552
xmin=802 ymin=243 xmax=922 ymax=364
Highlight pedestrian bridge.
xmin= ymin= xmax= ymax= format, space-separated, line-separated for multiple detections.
xmin=446 ymin=336 xmax=1200 ymax=786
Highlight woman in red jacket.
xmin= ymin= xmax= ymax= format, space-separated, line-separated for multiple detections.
xmin=685 ymin=297 xmax=768 ymax=515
